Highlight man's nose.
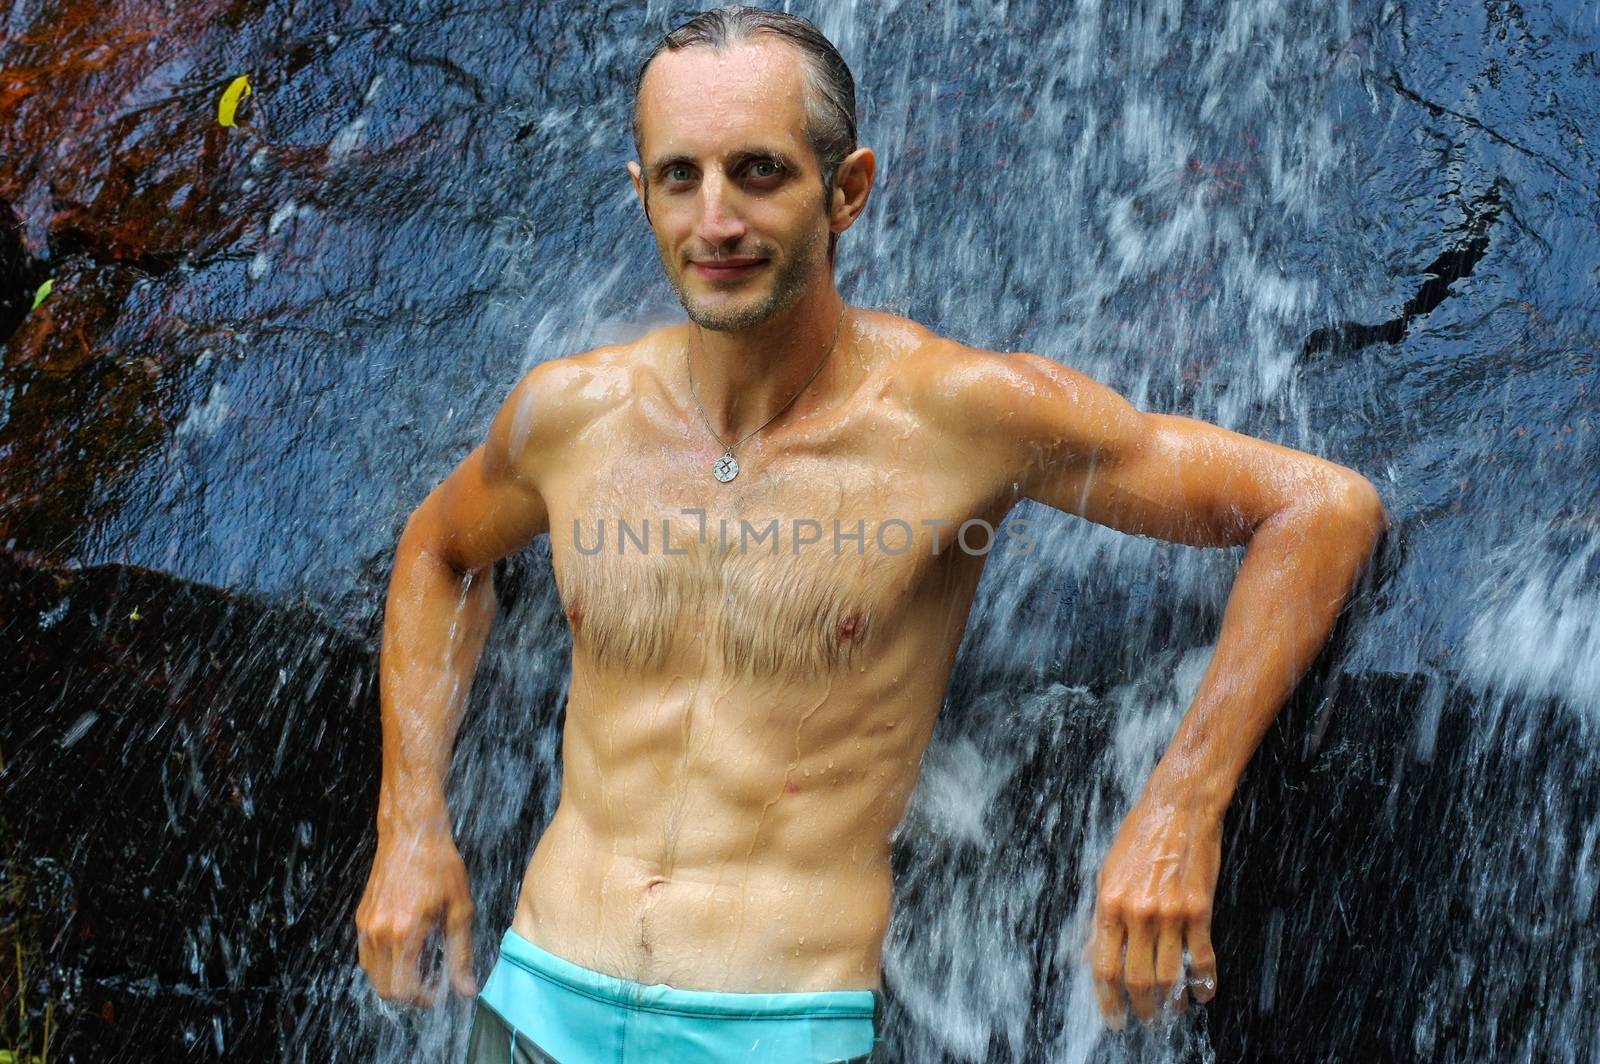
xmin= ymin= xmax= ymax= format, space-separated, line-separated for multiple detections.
xmin=695 ymin=171 xmax=746 ymax=248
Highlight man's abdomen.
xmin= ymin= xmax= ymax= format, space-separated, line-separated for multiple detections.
xmin=506 ymin=618 xmax=957 ymax=996
xmin=510 ymin=799 xmax=894 ymax=994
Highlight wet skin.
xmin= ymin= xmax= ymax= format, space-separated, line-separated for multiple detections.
xmin=355 ymin=36 xmax=1388 ymax=1032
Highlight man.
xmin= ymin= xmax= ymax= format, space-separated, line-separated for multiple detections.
xmin=355 ymin=6 xmax=1387 ymax=1061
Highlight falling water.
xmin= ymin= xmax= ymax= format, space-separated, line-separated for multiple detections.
xmin=2 ymin=1 xmax=1597 ymax=1062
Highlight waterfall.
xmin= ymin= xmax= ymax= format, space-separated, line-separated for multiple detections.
xmin=2 ymin=1 xmax=1595 ymax=1061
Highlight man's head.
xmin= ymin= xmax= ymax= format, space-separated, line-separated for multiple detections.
xmin=627 ymin=6 xmax=875 ymax=331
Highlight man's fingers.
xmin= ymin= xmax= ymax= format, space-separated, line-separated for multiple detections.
xmin=1088 ymin=913 xmax=1128 ymax=1031
xmin=1186 ymin=921 xmax=1219 ymax=1004
xmin=447 ymin=902 xmax=479 ymax=997
xmin=357 ymin=928 xmax=375 ymax=984
xmin=415 ymin=962 xmax=445 ymax=1009
xmin=1123 ymin=917 xmax=1156 ymax=1023
xmin=376 ymin=923 xmax=434 ymax=1007
xmin=1154 ymin=921 xmax=1186 ymax=1014
xmin=356 ymin=834 xmax=478 ymax=1010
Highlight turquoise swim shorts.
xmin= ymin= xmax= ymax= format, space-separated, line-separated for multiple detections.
xmin=464 ymin=927 xmax=883 ymax=1063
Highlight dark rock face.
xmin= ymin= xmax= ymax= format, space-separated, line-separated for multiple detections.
xmin=1 ymin=551 xmax=382 ymax=1061
xmin=0 ymin=200 xmax=46 ymax=344
xmin=3 ymin=0 xmax=1598 ymax=1062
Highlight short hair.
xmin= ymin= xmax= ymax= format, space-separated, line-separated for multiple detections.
xmin=631 ymin=6 xmax=859 ymax=204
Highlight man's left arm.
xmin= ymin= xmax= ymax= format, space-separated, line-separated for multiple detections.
xmin=968 ymin=349 xmax=1388 ymax=1029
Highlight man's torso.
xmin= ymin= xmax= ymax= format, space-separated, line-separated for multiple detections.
xmin=509 ymin=308 xmax=1029 ymax=993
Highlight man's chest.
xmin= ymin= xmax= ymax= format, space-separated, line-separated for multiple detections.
xmin=540 ymin=415 xmax=1011 ymax=681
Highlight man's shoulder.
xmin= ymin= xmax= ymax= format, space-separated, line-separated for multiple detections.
xmin=858 ymin=309 xmax=995 ymax=387
xmin=522 ymin=325 xmax=677 ymax=387
xmin=870 ymin=313 xmax=1065 ymax=435
xmin=487 ymin=326 xmax=681 ymax=476
xmin=864 ymin=313 xmax=1137 ymax=476
xmin=506 ymin=324 xmax=685 ymax=426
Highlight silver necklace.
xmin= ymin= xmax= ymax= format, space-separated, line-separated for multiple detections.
xmin=687 ymin=303 xmax=849 ymax=483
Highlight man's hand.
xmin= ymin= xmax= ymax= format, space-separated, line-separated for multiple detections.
xmin=356 ymin=827 xmax=479 ymax=1007
xmin=1086 ymin=793 xmax=1222 ymax=1029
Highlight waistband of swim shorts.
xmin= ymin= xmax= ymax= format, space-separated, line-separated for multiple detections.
xmin=496 ymin=927 xmax=879 ymax=1020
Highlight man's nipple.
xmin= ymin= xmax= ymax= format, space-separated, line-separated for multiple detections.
xmin=836 ymin=609 xmax=867 ymax=642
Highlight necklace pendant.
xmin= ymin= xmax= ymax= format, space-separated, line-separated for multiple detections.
xmin=712 ymin=450 xmax=739 ymax=482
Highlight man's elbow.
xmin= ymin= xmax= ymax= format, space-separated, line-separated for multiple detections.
xmin=1327 ymin=471 xmax=1388 ymax=548
xmin=398 ymin=506 xmax=474 ymax=579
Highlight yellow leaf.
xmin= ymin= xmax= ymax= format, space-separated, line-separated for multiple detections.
xmin=218 ymin=74 xmax=252 ymax=127
xmin=31 ymin=278 xmax=53 ymax=309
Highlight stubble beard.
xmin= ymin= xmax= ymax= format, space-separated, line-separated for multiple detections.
xmin=664 ymin=220 xmax=827 ymax=333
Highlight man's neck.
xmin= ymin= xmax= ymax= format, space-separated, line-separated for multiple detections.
xmin=686 ymin=283 xmax=849 ymax=443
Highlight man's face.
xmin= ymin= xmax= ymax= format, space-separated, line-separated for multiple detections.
xmin=630 ymin=40 xmax=832 ymax=332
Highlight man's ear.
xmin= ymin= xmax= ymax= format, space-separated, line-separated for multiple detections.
xmin=627 ymin=160 xmax=652 ymax=224
xmin=829 ymin=147 xmax=877 ymax=236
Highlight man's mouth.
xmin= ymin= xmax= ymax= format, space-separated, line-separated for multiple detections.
xmin=693 ymin=257 xmax=766 ymax=279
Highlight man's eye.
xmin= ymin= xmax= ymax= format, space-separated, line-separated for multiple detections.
xmin=750 ymin=161 xmax=781 ymax=178
xmin=666 ymin=166 xmax=692 ymax=181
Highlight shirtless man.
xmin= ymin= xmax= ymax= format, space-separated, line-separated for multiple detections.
xmin=355 ymin=7 xmax=1387 ymax=1061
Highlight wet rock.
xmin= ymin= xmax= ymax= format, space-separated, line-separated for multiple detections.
xmin=0 ymin=199 xmax=48 ymax=345
xmin=0 ymin=551 xmax=382 ymax=1062
xmin=1302 ymin=186 xmax=1503 ymax=359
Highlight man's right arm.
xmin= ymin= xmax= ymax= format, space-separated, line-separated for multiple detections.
xmin=356 ymin=359 xmax=564 ymax=1007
